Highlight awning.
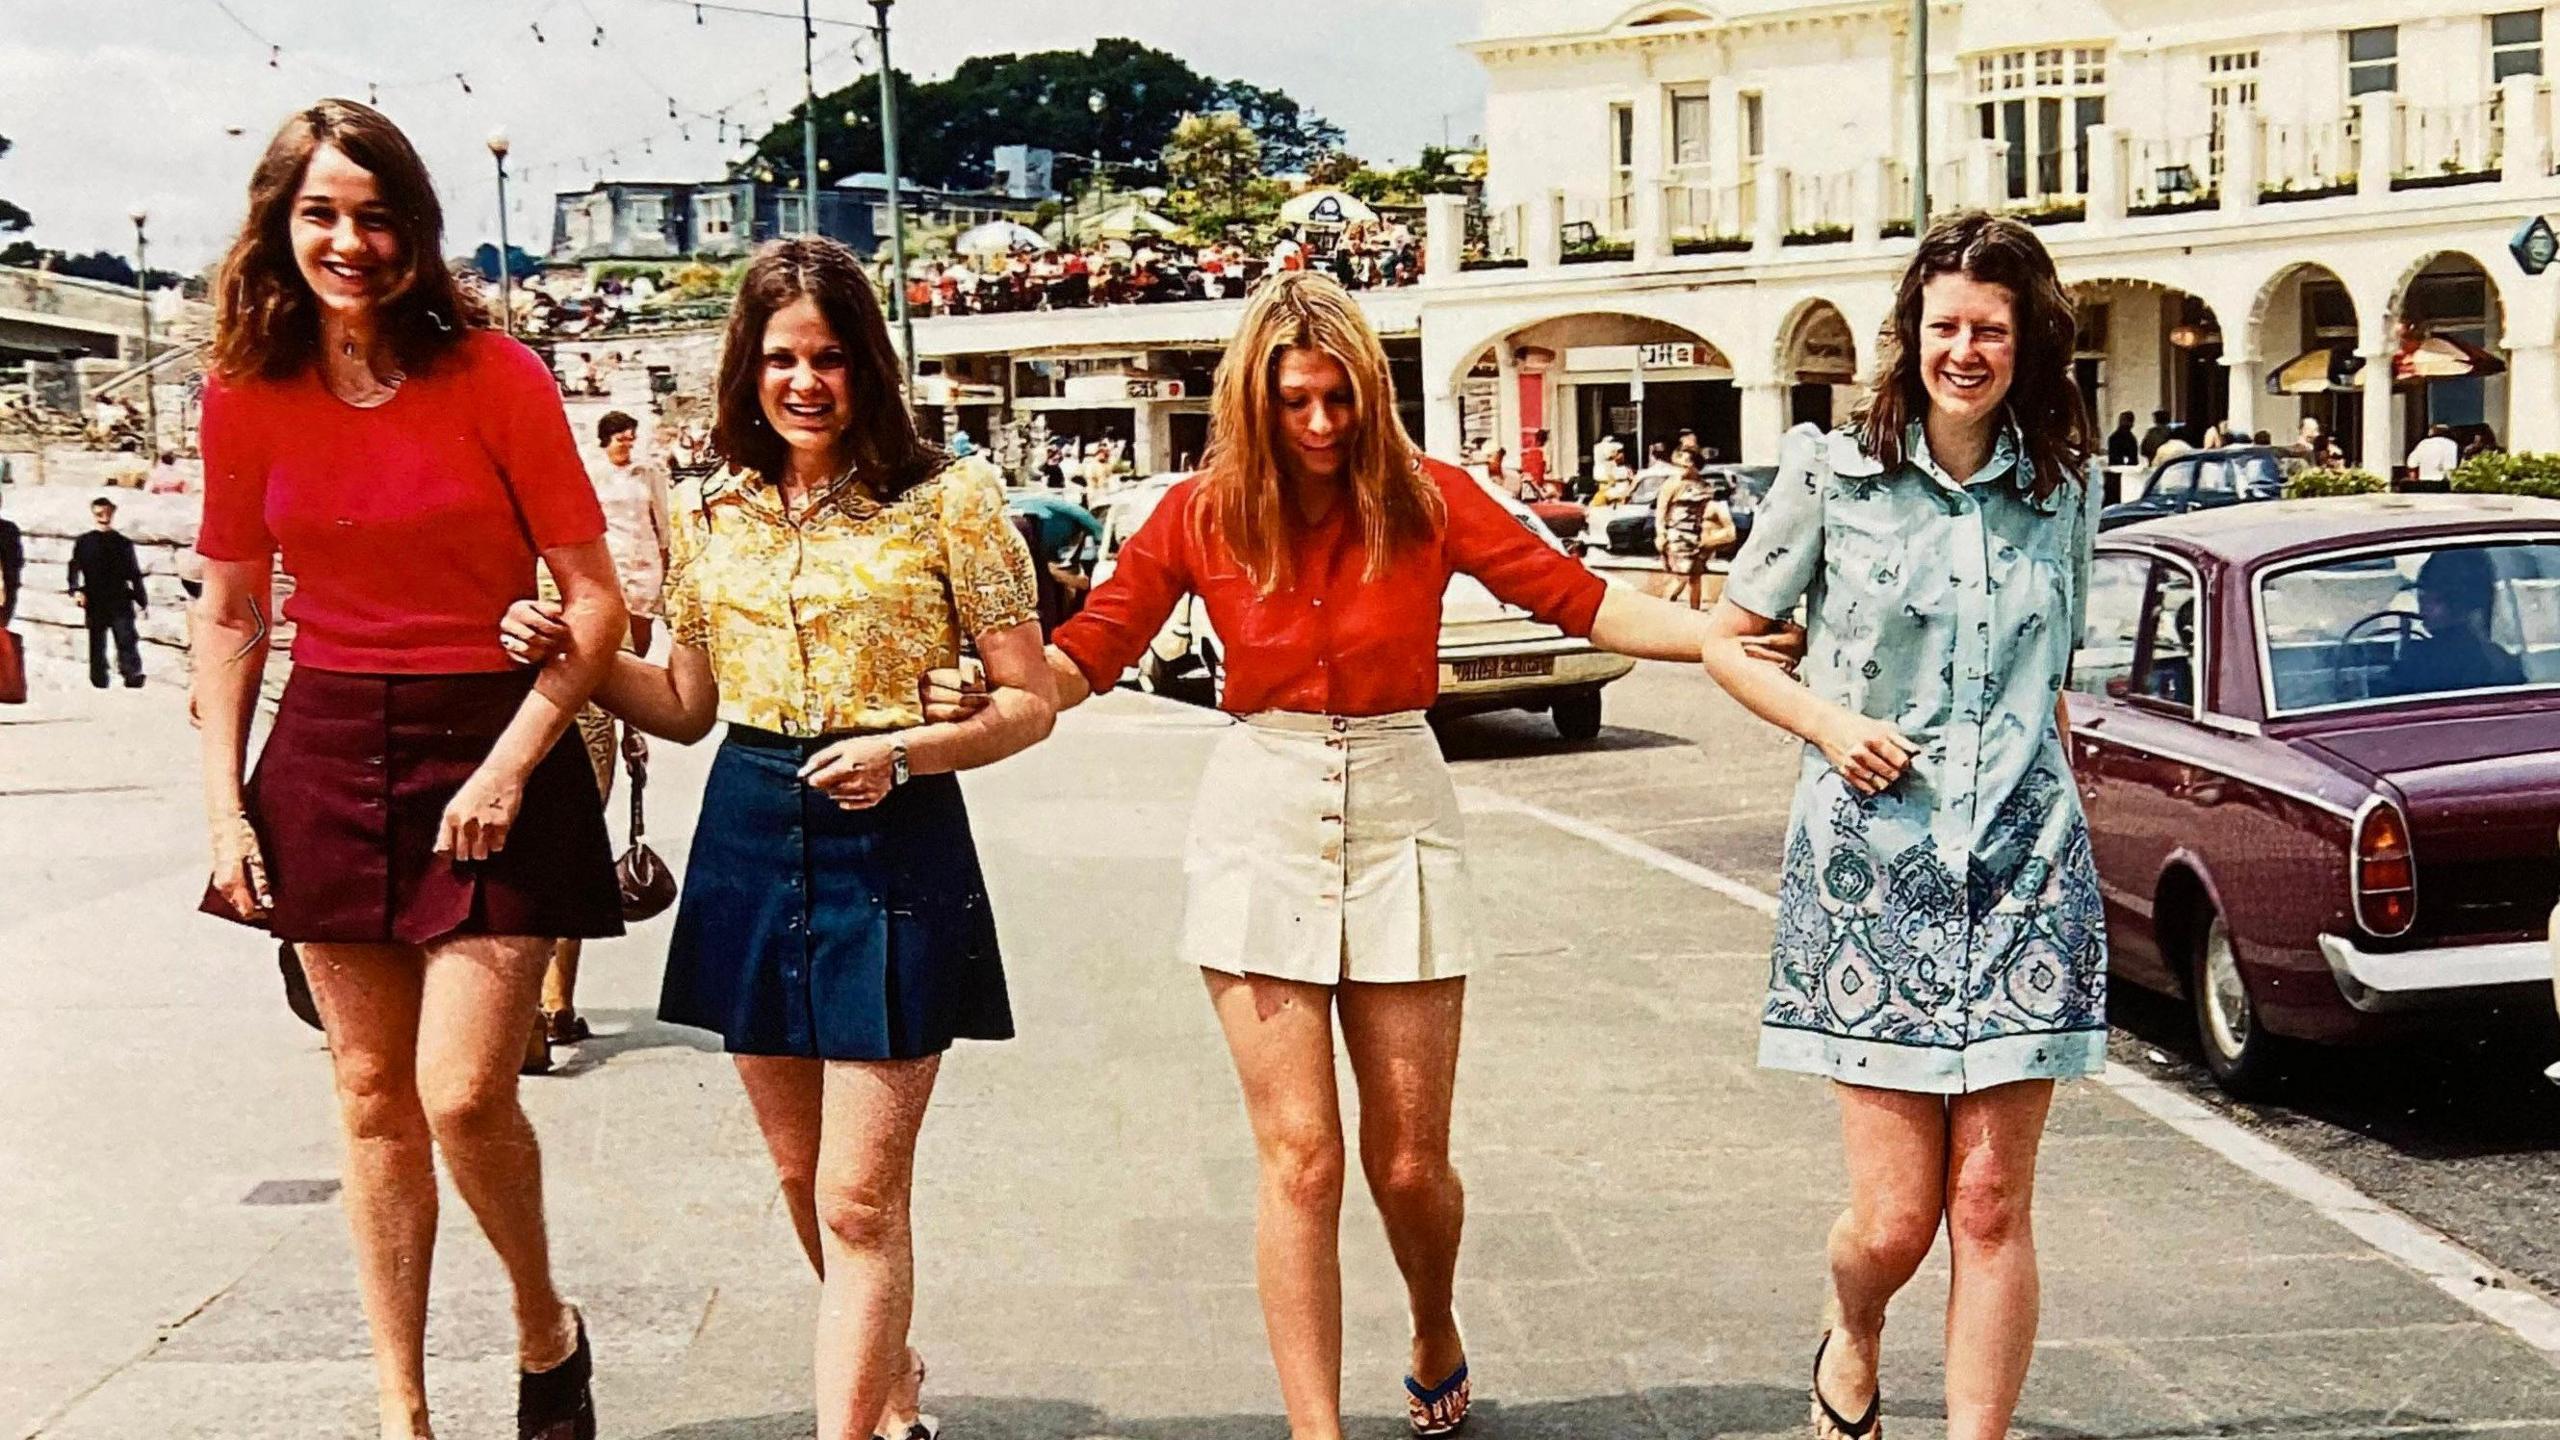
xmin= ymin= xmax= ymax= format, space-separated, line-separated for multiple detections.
xmin=2393 ymin=334 xmax=2506 ymax=386
xmin=2265 ymin=345 xmax=2366 ymax=394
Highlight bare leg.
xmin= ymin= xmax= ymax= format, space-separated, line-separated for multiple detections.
xmin=1338 ymin=977 xmax=1467 ymax=1386
xmin=301 ymin=943 xmax=436 ymax=1440
xmin=1942 ymin=1080 xmax=2055 ymax=1440
xmin=811 ymin=1056 xmax=940 ymax=1440
xmin=1205 ymin=969 xmax=1347 ymax=1440
xmin=540 ymin=941 xmax=584 ymax=1031
xmin=1819 ymin=1083 xmax=1951 ymax=1423
xmin=414 ymin=934 xmax=578 ymax=1370
xmin=735 ymin=1055 xmax=827 ymax=1276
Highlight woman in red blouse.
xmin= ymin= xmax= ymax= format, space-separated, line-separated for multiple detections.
xmin=190 ymin=101 xmax=625 ymax=1440
xmin=932 ymin=272 xmax=1795 ymax=1439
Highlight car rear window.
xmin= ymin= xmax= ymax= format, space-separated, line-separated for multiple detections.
xmin=2259 ymin=539 xmax=2560 ymax=712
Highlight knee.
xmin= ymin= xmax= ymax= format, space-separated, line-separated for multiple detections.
xmin=332 ymin=1051 xmax=426 ymax=1145
xmin=1843 ymin=1199 xmax=1942 ymax=1275
xmin=813 ymin=1174 xmax=909 ymax=1254
xmin=1365 ymin=1142 xmax=1459 ymax=1215
xmin=417 ymin=1067 xmax=519 ymax=1140
xmin=1260 ymin=1126 xmax=1346 ymax=1215
xmin=1945 ymin=1171 xmax=2034 ymax=1252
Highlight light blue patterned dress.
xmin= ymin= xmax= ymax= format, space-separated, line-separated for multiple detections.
xmin=1723 ymin=422 xmax=2107 ymax=1093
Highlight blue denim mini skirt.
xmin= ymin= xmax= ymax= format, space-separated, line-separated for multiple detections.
xmin=658 ymin=726 xmax=1014 ymax=1060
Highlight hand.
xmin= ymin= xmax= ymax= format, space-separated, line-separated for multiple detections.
xmin=499 ymin=598 xmax=568 ymax=665
xmin=799 ymin=735 xmax=897 ymax=811
xmin=436 ymin=765 xmax=525 ymax=862
xmin=209 ymin=810 xmax=272 ymax=918
xmin=919 ymin=659 xmax=991 ymax=724
xmin=1742 ymin=623 xmax=1807 ymax=678
xmin=1817 ymin=712 xmax=1919 ymax=797
xmin=73 ymin=593 xmax=85 ymax=609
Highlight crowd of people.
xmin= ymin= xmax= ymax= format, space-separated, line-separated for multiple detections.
xmin=895 ymin=221 xmax=1424 ymax=316
xmin=2104 ymin=406 xmax=2502 ymax=480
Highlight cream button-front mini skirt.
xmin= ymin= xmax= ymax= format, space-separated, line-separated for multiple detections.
xmin=1180 ymin=710 xmax=1479 ymax=985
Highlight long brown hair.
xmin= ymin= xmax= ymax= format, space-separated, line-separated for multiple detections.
xmin=210 ymin=99 xmax=483 ymax=381
xmin=1195 ymin=271 xmax=1442 ymax=591
xmin=1854 ymin=210 xmax=2094 ymax=501
xmin=711 ymin=235 xmax=942 ymax=502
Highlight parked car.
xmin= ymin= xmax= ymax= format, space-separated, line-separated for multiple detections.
xmin=2069 ymin=493 xmax=2560 ymax=1094
xmin=1090 ymin=472 xmax=1637 ymax=739
xmin=2099 ymin=445 xmax=2288 ymax=531
xmin=1597 ymin=464 xmax=1777 ymax=556
xmin=1526 ymin=497 xmax=1589 ymax=552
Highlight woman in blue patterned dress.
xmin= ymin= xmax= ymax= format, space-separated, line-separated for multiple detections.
xmin=1701 ymin=212 xmax=2104 ymax=1440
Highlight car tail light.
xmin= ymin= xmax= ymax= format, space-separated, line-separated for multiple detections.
xmin=2353 ymin=800 xmax=2416 ymax=937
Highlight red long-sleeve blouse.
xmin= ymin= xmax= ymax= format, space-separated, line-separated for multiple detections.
xmin=1053 ymin=457 xmax=1608 ymax=716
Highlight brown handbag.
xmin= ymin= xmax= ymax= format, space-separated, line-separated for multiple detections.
xmin=0 ymin=628 xmax=25 ymax=705
xmin=615 ymin=730 xmax=678 ymax=920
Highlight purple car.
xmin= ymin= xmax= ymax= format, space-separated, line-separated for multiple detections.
xmin=2071 ymin=494 xmax=2560 ymax=1094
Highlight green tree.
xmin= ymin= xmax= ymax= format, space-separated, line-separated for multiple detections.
xmin=0 ymin=134 xmax=32 ymax=234
xmin=1161 ymin=111 xmax=1262 ymax=228
xmin=1305 ymin=150 xmax=1365 ymax=187
xmin=1210 ymin=80 xmax=1345 ymax=176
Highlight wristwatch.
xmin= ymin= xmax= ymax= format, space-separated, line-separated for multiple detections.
xmin=888 ymin=738 xmax=910 ymax=788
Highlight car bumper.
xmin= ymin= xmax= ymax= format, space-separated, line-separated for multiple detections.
xmin=2319 ymin=931 xmax=2555 ymax=1013
xmin=1435 ymin=638 xmax=1635 ymax=705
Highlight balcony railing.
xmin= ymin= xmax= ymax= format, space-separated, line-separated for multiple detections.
xmin=1881 ymin=159 xmax=1965 ymax=234
xmin=2126 ymin=134 xmax=2219 ymax=213
xmin=1785 ymin=169 xmax=1858 ymax=241
xmin=1665 ymin=171 xmax=1755 ymax=252
xmin=1462 ymin=201 xmax=1527 ymax=271
xmin=2263 ymin=118 xmax=2357 ymax=194
xmin=2398 ymin=99 xmax=2502 ymax=184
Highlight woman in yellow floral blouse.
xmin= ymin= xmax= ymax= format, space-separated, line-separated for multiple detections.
xmin=505 ymin=236 xmax=1054 ymax=1440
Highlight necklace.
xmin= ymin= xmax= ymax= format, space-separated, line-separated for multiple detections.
xmin=323 ymin=334 xmax=404 ymax=408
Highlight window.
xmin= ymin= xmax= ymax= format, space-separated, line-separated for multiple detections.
xmin=2207 ymin=50 xmax=2261 ymax=180
xmin=2260 ymin=541 xmax=2560 ymax=711
xmin=2136 ymin=563 xmax=2201 ymax=709
xmin=2347 ymin=26 xmax=2399 ymax=97
xmin=2494 ymin=9 xmax=2544 ymax=80
xmin=1742 ymin=92 xmax=1765 ymax=163
xmin=2072 ymin=554 xmax=2150 ymax=697
xmin=1609 ymin=101 xmax=1636 ymax=217
xmin=1670 ymin=88 xmax=1712 ymax=167
xmin=1971 ymin=44 xmax=2108 ymax=201
xmin=698 ymin=193 xmax=735 ymax=240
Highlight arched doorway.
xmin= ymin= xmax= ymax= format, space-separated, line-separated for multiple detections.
xmin=2390 ymin=252 xmax=2507 ymax=458
xmin=2070 ymin=277 xmax=2231 ymax=454
xmin=1469 ymin=312 xmax=1739 ymax=483
xmin=1777 ymin=300 xmax=1861 ymax=432
xmin=2252 ymin=262 xmax=2362 ymax=461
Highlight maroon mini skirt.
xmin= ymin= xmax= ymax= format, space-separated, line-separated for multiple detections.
xmin=201 ymin=667 xmax=625 ymax=945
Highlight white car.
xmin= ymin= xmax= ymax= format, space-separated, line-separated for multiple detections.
xmin=1088 ymin=472 xmax=1636 ymax=739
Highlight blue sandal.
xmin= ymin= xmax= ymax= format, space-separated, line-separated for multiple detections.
xmin=1406 ymin=1360 xmax=1471 ymax=1436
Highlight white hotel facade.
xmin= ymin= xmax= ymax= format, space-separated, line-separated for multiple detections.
xmin=908 ymin=1 xmax=2560 ymax=478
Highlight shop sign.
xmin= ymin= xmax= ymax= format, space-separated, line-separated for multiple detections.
xmin=1062 ymin=374 xmax=1189 ymax=402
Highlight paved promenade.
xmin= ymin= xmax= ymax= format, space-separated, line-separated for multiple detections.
xmin=8 ymin=670 xmax=2560 ymax=1438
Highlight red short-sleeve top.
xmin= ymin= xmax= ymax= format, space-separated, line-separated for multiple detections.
xmin=1053 ymin=457 xmax=1608 ymax=716
xmin=197 ymin=330 xmax=607 ymax=674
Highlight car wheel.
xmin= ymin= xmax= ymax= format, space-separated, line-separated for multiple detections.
xmin=2191 ymin=910 xmax=2286 ymax=1097
xmin=1551 ymin=690 xmax=1603 ymax=742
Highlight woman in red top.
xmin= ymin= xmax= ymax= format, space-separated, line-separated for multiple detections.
xmin=190 ymin=101 xmax=625 ymax=1440
xmin=931 ymin=272 xmax=1795 ymax=1439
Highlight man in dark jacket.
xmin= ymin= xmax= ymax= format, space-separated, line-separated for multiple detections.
xmin=0 ymin=486 xmax=23 ymax=627
xmin=2106 ymin=411 xmax=2140 ymax=467
xmin=67 ymin=495 xmax=147 ymax=688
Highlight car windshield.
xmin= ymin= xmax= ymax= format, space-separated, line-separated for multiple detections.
xmin=1626 ymin=474 xmax=1667 ymax=506
xmin=2259 ymin=539 xmax=2560 ymax=712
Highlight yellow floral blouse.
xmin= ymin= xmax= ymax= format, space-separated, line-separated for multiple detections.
xmin=661 ymin=454 xmax=1038 ymax=736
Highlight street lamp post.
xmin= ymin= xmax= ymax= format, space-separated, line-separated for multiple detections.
xmin=801 ymin=0 xmax=820 ymax=235
xmin=486 ymin=131 xmax=515 ymax=335
xmin=1911 ymin=0 xmax=1930 ymax=234
xmin=872 ymin=0 xmax=913 ymax=385
xmin=1086 ymin=89 xmax=1107 ymax=244
xmin=129 ymin=207 xmax=155 ymax=450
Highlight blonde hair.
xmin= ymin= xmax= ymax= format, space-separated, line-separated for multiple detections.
xmin=1194 ymin=271 xmax=1443 ymax=591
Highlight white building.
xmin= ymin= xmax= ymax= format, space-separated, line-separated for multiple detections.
xmin=912 ymin=1 xmax=2560 ymax=478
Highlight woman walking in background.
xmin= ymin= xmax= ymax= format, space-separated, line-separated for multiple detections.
xmin=191 ymin=99 xmax=624 ymax=1440
xmin=1654 ymin=454 xmax=1736 ymax=611
xmin=921 ymin=272 xmax=1801 ymax=1440
xmin=1700 ymin=212 xmax=2106 ymax=1440
xmin=524 ymin=407 xmax=673 ymax=1071
xmin=504 ymin=236 xmax=1053 ymax=1440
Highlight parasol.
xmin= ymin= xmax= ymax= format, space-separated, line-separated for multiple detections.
xmin=1277 ymin=187 xmax=1380 ymax=228
xmin=2264 ymin=345 xmax=2366 ymax=394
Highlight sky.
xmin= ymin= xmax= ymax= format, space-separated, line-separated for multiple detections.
xmin=2 ymin=0 xmax=1489 ymax=272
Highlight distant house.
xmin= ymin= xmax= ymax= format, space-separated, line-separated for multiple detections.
xmin=549 ymin=153 xmax=1055 ymax=264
